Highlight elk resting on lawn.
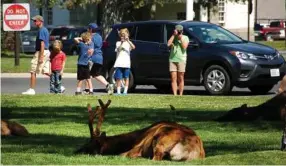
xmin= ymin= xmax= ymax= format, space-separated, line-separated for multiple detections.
xmin=215 ymin=91 xmax=286 ymax=121
xmin=1 ymin=120 xmax=29 ymax=136
xmin=75 ymin=99 xmax=205 ymax=161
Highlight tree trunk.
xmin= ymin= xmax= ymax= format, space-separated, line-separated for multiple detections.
xmin=101 ymin=0 xmax=124 ymax=39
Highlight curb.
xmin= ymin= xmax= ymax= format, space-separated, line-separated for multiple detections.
xmin=1 ymin=73 xmax=76 ymax=78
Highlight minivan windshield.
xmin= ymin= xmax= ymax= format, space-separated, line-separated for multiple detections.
xmin=185 ymin=24 xmax=244 ymax=44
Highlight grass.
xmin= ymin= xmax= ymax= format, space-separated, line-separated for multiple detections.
xmin=258 ymin=40 xmax=286 ymax=50
xmin=1 ymin=94 xmax=286 ymax=165
xmin=1 ymin=51 xmax=78 ymax=73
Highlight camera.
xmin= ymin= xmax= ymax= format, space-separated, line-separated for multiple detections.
xmin=177 ymin=30 xmax=183 ymax=35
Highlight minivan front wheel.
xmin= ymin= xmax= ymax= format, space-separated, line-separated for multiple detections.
xmin=108 ymin=67 xmax=136 ymax=92
xmin=248 ymin=85 xmax=274 ymax=95
xmin=203 ymin=65 xmax=232 ymax=95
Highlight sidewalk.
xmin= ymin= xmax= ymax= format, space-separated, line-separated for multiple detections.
xmin=1 ymin=73 xmax=76 ymax=78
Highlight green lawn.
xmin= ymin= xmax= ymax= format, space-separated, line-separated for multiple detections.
xmin=258 ymin=40 xmax=286 ymax=51
xmin=1 ymin=94 xmax=285 ymax=165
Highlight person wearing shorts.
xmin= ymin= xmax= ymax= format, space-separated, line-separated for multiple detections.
xmin=22 ymin=15 xmax=50 ymax=95
xmin=87 ymin=23 xmax=114 ymax=95
xmin=74 ymin=32 xmax=94 ymax=95
xmin=114 ymin=28 xmax=135 ymax=95
xmin=167 ymin=24 xmax=189 ymax=96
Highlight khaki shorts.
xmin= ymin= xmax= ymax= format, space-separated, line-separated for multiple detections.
xmin=169 ymin=62 xmax=186 ymax=72
xmin=30 ymin=50 xmax=51 ymax=74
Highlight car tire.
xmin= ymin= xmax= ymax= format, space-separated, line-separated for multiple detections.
xmin=154 ymin=84 xmax=172 ymax=94
xmin=108 ymin=67 xmax=136 ymax=92
xmin=203 ymin=65 xmax=232 ymax=95
xmin=248 ymin=85 xmax=274 ymax=95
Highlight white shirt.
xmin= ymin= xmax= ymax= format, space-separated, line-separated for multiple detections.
xmin=114 ymin=41 xmax=131 ymax=68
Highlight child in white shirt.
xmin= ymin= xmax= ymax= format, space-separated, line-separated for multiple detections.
xmin=114 ymin=28 xmax=135 ymax=95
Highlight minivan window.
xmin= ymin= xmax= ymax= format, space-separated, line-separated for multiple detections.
xmin=186 ymin=25 xmax=243 ymax=44
xmin=136 ymin=24 xmax=162 ymax=43
xmin=166 ymin=24 xmax=195 ymax=43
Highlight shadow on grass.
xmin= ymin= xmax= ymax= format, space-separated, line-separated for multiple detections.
xmin=1 ymin=106 xmax=283 ymax=131
xmin=1 ymin=132 xmax=281 ymax=158
xmin=1 ymin=133 xmax=87 ymax=156
xmin=93 ymin=88 xmax=276 ymax=96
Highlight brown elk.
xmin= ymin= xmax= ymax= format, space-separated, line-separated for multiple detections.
xmin=215 ymin=91 xmax=286 ymax=121
xmin=1 ymin=120 xmax=29 ymax=136
xmin=75 ymin=99 xmax=205 ymax=161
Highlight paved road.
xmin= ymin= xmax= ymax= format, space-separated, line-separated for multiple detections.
xmin=1 ymin=75 xmax=280 ymax=96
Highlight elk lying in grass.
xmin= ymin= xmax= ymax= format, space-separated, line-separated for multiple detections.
xmin=215 ymin=91 xmax=286 ymax=121
xmin=75 ymin=99 xmax=205 ymax=161
xmin=1 ymin=120 xmax=29 ymax=136
xmin=215 ymin=91 xmax=286 ymax=151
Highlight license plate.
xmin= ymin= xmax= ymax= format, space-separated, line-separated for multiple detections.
xmin=270 ymin=68 xmax=280 ymax=77
xmin=22 ymin=41 xmax=30 ymax=45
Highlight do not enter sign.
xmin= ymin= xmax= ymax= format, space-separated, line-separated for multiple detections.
xmin=2 ymin=3 xmax=30 ymax=31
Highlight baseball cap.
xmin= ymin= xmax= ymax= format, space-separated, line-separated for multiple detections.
xmin=88 ymin=23 xmax=98 ymax=30
xmin=175 ymin=24 xmax=183 ymax=31
xmin=31 ymin=15 xmax=44 ymax=22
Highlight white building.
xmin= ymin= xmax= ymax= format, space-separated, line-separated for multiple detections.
xmin=155 ymin=0 xmax=255 ymax=40
xmin=30 ymin=4 xmax=70 ymax=27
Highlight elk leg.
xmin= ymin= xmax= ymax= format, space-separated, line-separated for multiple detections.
xmin=121 ymin=147 xmax=142 ymax=158
xmin=152 ymin=135 xmax=178 ymax=161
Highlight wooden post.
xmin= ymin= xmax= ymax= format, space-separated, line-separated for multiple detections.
xmin=14 ymin=31 xmax=20 ymax=66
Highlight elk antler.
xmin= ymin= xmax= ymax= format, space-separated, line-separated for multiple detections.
xmin=87 ymin=104 xmax=97 ymax=139
xmin=93 ymin=99 xmax=112 ymax=137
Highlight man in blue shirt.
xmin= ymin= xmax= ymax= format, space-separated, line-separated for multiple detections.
xmin=22 ymin=15 xmax=50 ymax=95
xmin=88 ymin=23 xmax=114 ymax=95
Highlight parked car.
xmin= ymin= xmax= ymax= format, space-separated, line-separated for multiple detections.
xmin=103 ymin=20 xmax=286 ymax=95
xmin=49 ymin=26 xmax=87 ymax=55
xmin=260 ymin=20 xmax=286 ymax=41
xmin=20 ymin=30 xmax=37 ymax=53
xmin=254 ymin=23 xmax=264 ymax=41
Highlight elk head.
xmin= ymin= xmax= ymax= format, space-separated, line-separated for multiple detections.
xmin=75 ymin=99 xmax=111 ymax=154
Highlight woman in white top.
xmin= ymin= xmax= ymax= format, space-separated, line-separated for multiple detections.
xmin=114 ymin=28 xmax=135 ymax=95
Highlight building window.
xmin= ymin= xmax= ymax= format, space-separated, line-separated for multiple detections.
xmin=177 ymin=12 xmax=186 ymax=20
xmin=46 ymin=8 xmax=53 ymax=25
xmin=218 ymin=0 xmax=225 ymax=26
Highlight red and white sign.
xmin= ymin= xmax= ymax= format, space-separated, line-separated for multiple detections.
xmin=2 ymin=3 xmax=30 ymax=31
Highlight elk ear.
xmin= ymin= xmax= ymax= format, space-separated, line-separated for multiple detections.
xmin=87 ymin=104 xmax=92 ymax=112
xmin=241 ymin=104 xmax=247 ymax=108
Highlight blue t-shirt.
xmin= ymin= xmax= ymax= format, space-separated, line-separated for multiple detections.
xmin=77 ymin=41 xmax=94 ymax=66
xmin=90 ymin=33 xmax=103 ymax=64
xmin=35 ymin=27 xmax=49 ymax=51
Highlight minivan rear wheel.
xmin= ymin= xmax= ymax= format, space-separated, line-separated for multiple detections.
xmin=203 ymin=65 xmax=232 ymax=95
xmin=108 ymin=67 xmax=136 ymax=92
xmin=248 ymin=85 xmax=274 ymax=95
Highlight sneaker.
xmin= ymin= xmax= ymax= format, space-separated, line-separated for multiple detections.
xmin=22 ymin=88 xmax=35 ymax=95
xmin=122 ymin=92 xmax=127 ymax=95
xmin=83 ymin=89 xmax=89 ymax=94
xmin=75 ymin=92 xmax=82 ymax=95
xmin=106 ymin=84 xmax=114 ymax=95
xmin=89 ymin=92 xmax=94 ymax=95
xmin=61 ymin=86 xmax=66 ymax=93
